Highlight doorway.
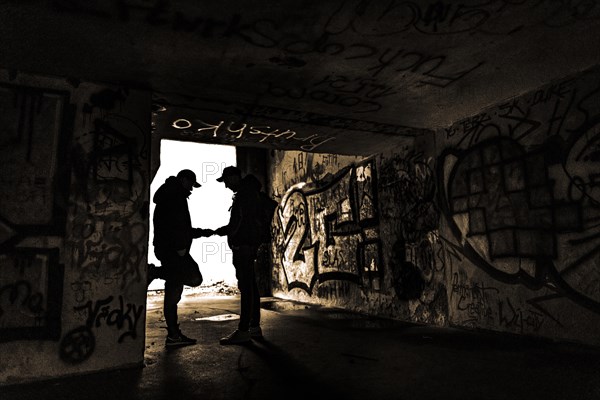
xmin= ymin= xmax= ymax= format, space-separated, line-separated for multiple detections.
xmin=148 ymin=139 xmax=237 ymax=291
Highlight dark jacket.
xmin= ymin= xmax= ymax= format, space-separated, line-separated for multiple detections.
xmin=153 ymin=176 xmax=194 ymax=252
xmin=218 ymin=174 xmax=262 ymax=248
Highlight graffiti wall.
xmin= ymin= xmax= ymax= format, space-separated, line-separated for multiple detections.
xmin=270 ymin=152 xmax=374 ymax=308
xmin=270 ymin=66 xmax=600 ymax=345
xmin=0 ymin=71 xmax=151 ymax=384
xmin=437 ymin=66 xmax=600 ymax=344
xmin=269 ymin=143 xmax=448 ymax=323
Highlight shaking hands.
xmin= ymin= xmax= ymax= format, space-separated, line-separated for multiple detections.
xmin=192 ymin=228 xmax=215 ymax=238
xmin=193 ymin=226 xmax=228 ymax=238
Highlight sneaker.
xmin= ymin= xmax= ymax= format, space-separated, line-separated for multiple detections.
xmin=165 ymin=332 xmax=197 ymax=348
xmin=249 ymin=326 xmax=263 ymax=339
xmin=219 ymin=329 xmax=251 ymax=345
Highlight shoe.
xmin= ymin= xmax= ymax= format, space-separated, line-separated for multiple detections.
xmin=219 ymin=329 xmax=251 ymax=345
xmin=249 ymin=326 xmax=263 ymax=339
xmin=165 ymin=331 xmax=197 ymax=348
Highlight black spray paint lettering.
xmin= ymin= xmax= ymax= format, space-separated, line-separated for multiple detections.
xmin=367 ymin=48 xmax=484 ymax=87
xmin=50 ymin=3 xmax=483 ymax=89
xmin=498 ymin=298 xmax=544 ymax=333
xmin=497 ymin=98 xmax=542 ymax=141
xmin=322 ymin=247 xmax=346 ymax=268
xmin=324 ymin=0 xmax=529 ymax=36
xmin=74 ymin=295 xmax=144 ymax=342
xmin=52 ymin=0 xmax=523 ymax=40
xmin=451 ymin=274 xmax=498 ymax=321
xmin=0 ymin=280 xmax=45 ymax=321
xmin=453 ymin=112 xmax=494 ymax=147
xmin=529 ymin=79 xmax=576 ymax=106
xmin=417 ymin=2 xmax=491 ymax=34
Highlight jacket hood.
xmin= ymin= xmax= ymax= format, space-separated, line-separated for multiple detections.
xmin=153 ymin=176 xmax=189 ymax=204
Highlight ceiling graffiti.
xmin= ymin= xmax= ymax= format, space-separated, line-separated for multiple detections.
xmin=1 ymin=1 xmax=599 ymax=153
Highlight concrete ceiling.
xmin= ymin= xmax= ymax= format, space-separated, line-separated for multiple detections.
xmin=1 ymin=1 xmax=599 ymax=154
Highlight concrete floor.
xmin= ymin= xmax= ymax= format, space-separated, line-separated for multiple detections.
xmin=2 ymin=292 xmax=600 ymax=400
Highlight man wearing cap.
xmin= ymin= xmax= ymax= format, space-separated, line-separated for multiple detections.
xmin=150 ymin=169 xmax=213 ymax=347
xmin=214 ymin=166 xmax=264 ymax=345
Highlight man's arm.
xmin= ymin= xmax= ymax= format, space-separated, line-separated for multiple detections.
xmin=214 ymin=225 xmax=229 ymax=236
xmin=192 ymin=228 xmax=215 ymax=238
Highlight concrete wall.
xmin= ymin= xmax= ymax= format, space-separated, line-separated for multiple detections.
xmin=0 ymin=70 xmax=151 ymax=384
xmin=1 ymin=61 xmax=597 ymax=385
xmin=437 ymin=66 xmax=600 ymax=344
xmin=269 ymin=66 xmax=600 ymax=346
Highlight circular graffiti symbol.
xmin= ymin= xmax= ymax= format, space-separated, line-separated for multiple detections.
xmin=60 ymin=326 xmax=96 ymax=364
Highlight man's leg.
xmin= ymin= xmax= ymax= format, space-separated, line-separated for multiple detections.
xmin=237 ymin=260 xmax=252 ymax=332
xmin=164 ymin=278 xmax=184 ymax=336
xmin=220 ymin=245 xmax=257 ymax=345
xmin=157 ymin=249 xmax=197 ymax=347
xmin=248 ymin=270 xmax=263 ymax=339
xmin=249 ymin=274 xmax=261 ymax=327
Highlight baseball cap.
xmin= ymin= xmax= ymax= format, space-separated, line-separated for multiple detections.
xmin=177 ymin=169 xmax=201 ymax=188
xmin=216 ymin=166 xmax=241 ymax=182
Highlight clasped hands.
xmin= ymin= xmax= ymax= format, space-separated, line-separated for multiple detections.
xmin=178 ymin=227 xmax=226 ymax=256
xmin=193 ymin=228 xmax=216 ymax=238
xmin=193 ymin=226 xmax=228 ymax=238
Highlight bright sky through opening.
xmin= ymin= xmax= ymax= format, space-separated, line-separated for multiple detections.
xmin=148 ymin=139 xmax=237 ymax=290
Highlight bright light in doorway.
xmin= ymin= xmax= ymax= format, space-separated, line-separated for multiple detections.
xmin=148 ymin=140 xmax=237 ymax=290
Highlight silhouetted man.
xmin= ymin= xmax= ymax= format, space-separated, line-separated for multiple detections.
xmin=214 ymin=166 xmax=264 ymax=345
xmin=150 ymin=169 xmax=213 ymax=347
